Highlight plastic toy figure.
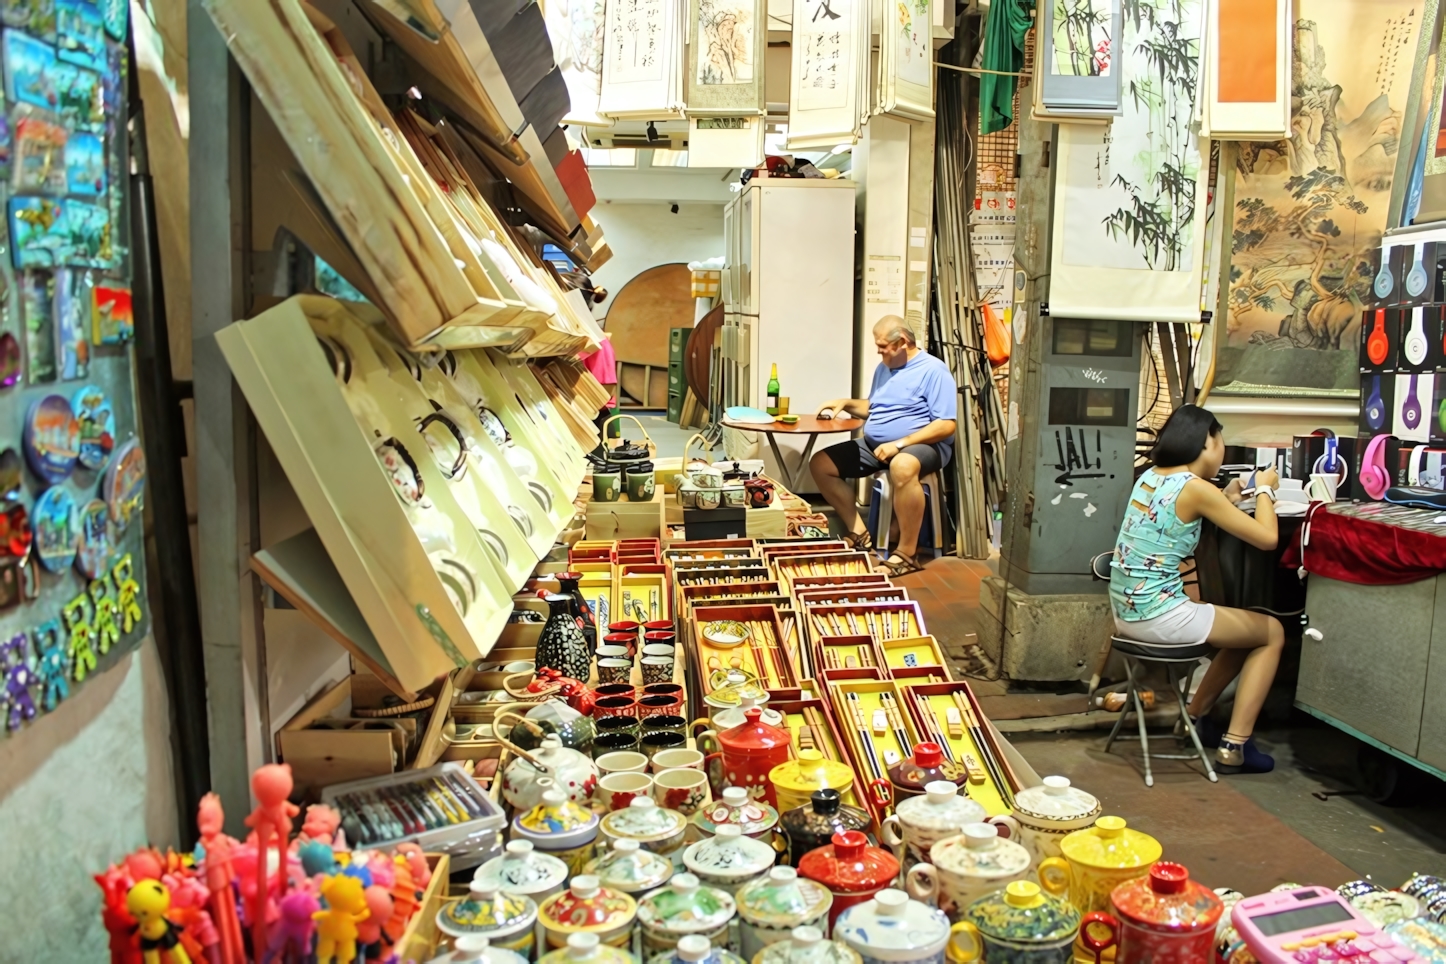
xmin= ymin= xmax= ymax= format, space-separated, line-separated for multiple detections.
xmin=244 ymin=763 xmax=300 ymax=955
xmin=394 ymin=843 xmax=432 ymax=889
xmin=314 ymin=874 xmax=371 ymax=964
xmin=63 ymin=591 xmax=97 ymax=682
xmin=196 ymin=793 xmax=244 ymax=964
xmin=354 ymin=884 xmax=394 ymax=954
xmin=163 ymin=873 xmax=217 ymax=964
xmin=33 ymin=619 xmax=69 ymax=710
xmin=301 ymin=803 xmax=342 ymax=843
xmin=298 ymin=839 xmax=337 ymax=878
xmin=91 ymin=576 xmax=121 ymax=654
xmin=113 ymin=553 xmax=143 ymax=633
xmin=264 ymin=890 xmax=319 ymax=963
xmin=125 ymin=879 xmax=192 ymax=964
xmin=95 ymin=865 xmax=142 ymax=964
xmin=1 ymin=632 xmax=36 ymax=731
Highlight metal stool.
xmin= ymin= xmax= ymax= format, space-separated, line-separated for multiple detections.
xmin=1103 ymin=635 xmax=1218 ymax=786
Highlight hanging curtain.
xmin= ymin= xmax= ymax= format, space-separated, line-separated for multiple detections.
xmin=979 ymin=0 xmax=1030 ymax=135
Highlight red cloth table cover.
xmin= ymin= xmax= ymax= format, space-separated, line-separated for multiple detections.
xmin=1284 ymin=503 xmax=1446 ymax=586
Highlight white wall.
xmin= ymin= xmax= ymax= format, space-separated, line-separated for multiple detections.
xmin=590 ymin=201 xmax=727 ymax=317
xmin=0 ymin=636 xmax=179 ymax=961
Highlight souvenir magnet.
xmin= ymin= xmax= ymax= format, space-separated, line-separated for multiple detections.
xmin=71 ymin=383 xmax=110 ymax=468
xmin=60 ymin=199 xmax=108 ymax=267
xmin=75 ymin=497 xmax=109 ymax=577
xmin=111 ymin=553 xmax=142 ymax=634
xmin=102 ymin=437 xmax=143 ymax=527
xmin=13 ymin=114 xmax=69 ymax=194
xmin=98 ymin=0 xmax=122 ymax=38
xmin=89 ymin=575 xmax=117 ymax=653
xmin=19 ymin=270 xmax=55 ymax=380
xmin=56 ymin=270 xmax=91 ymax=379
xmin=0 ymin=332 xmax=20 ymax=387
xmin=0 ymin=113 xmax=14 ymax=183
xmin=91 ymin=284 xmax=130 ymax=344
xmin=0 ymin=564 xmax=20 ymax=610
xmin=55 ymin=0 xmax=104 ymax=71
xmin=62 ymin=591 xmax=94 ymax=682
xmin=33 ymin=484 xmax=78 ymax=572
xmin=63 ymin=130 xmax=101 ymax=196
xmin=0 ymin=499 xmax=33 ymax=563
xmin=53 ymin=62 xmax=103 ymax=134
xmin=24 ymin=393 xmax=78 ymax=482
xmin=10 ymin=199 xmax=65 ymax=270
xmin=34 ymin=618 xmax=68 ymax=710
xmin=4 ymin=29 xmax=59 ymax=108
xmin=1 ymin=632 xmax=37 ymax=729
xmin=0 ymin=449 xmax=21 ymax=501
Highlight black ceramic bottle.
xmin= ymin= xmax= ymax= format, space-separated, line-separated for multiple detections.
xmin=779 ymin=789 xmax=874 ymax=866
xmin=535 ymin=592 xmax=591 ymax=682
xmin=555 ymin=571 xmax=597 ymax=648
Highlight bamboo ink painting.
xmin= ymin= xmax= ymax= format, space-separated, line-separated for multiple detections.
xmin=1052 ymin=0 xmax=1113 ymax=76
xmin=1060 ymin=0 xmax=1204 ymax=272
xmin=696 ymin=0 xmax=753 ymax=84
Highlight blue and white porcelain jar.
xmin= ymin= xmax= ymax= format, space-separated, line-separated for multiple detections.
xmin=833 ymin=890 xmax=952 ymax=964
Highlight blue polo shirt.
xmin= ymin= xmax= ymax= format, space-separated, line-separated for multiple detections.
xmin=864 ymin=351 xmax=958 ymax=465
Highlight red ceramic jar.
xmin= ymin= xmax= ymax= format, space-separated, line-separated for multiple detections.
xmin=1095 ymin=862 xmax=1223 ymax=964
xmin=887 ymin=741 xmax=965 ymax=800
xmin=797 ymin=830 xmax=901 ymax=930
xmin=717 ymin=706 xmax=793 ymax=807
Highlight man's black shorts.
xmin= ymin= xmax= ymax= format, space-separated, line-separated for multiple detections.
xmin=820 ymin=437 xmax=946 ymax=479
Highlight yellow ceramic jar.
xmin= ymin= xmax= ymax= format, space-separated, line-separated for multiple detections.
xmin=769 ymin=750 xmax=856 ymax=812
xmin=1040 ymin=817 xmax=1162 ymax=917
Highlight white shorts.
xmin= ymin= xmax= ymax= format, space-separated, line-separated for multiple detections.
xmin=1114 ymin=600 xmax=1217 ymax=645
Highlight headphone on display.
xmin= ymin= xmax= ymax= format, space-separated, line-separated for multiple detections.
xmin=1403 ymin=373 xmax=1423 ymax=431
xmin=1367 ymin=309 xmax=1391 ymax=366
xmin=1365 ymin=374 xmax=1386 ymax=431
xmin=1309 ymin=429 xmax=1349 ymax=485
xmin=1410 ymin=444 xmax=1429 ymax=486
xmin=1374 ymin=247 xmax=1397 ymax=302
xmin=1360 ymin=434 xmax=1394 ymax=500
xmin=1405 ymin=306 xmax=1430 ymax=365
xmin=1407 ymin=243 xmax=1432 ymax=300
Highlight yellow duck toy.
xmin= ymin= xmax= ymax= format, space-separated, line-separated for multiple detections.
xmin=314 ymin=874 xmax=372 ymax=964
xmin=125 ymin=880 xmax=192 ymax=964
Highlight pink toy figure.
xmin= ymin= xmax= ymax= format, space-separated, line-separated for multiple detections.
xmin=163 ymin=874 xmax=217 ymax=964
xmin=197 ymin=793 xmax=245 ymax=964
xmin=355 ymin=885 xmax=394 ymax=953
xmin=394 ymin=843 xmax=432 ymax=889
xmin=264 ymin=891 xmax=319 ymax=963
xmin=243 ymin=765 xmax=300 ymax=958
xmin=301 ymin=804 xmax=341 ymax=844
xmin=126 ymin=849 xmax=165 ymax=883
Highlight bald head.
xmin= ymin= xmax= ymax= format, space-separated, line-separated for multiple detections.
xmin=873 ymin=316 xmax=916 ymax=347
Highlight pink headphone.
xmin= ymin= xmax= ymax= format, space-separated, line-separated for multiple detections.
xmin=1360 ymin=434 xmax=1393 ymax=499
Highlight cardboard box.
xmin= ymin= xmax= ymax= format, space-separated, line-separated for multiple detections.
xmin=586 ymin=489 xmax=667 ymax=540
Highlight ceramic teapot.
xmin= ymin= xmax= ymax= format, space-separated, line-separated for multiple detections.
xmin=751 ymin=925 xmax=863 ymax=964
xmin=736 ymin=866 xmax=834 ymax=959
xmin=797 ymin=830 xmax=901 ymax=930
xmin=536 ymin=933 xmax=636 ymax=964
xmin=887 ymin=743 xmax=966 ymax=800
xmin=511 ymin=783 xmax=601 ymax=875
xmin=1008 ymin=777 xmax=1101 ymax=864
xmin=915 ymin=823 xmax=1036 ymax=924
xmin=1091 ymin=862 xmax=1223 ymax=964
xmin=949 ymin=881 xmax=1085 ymax=964
xmin=694 ymin=786 xmax=780 ymax=840
xmin=881 ymin=781 xmax=1018 ymax=867
xmin=502 ymin=734 xmax=600 ymax=810
xmin=649 ymin=935 xmax=749 ymax=964
xmin=436 ymin=883 xmax=540 ymax=956
xmin=833 ymin=889 xmax=954 ymax=964
xmin=637 ymin=873 xmax=738 ymax=953
xmin=1041 ymin=817 xmax=1162 ymax=918
xmin=704 ymin=707 xmax=793 ymax=807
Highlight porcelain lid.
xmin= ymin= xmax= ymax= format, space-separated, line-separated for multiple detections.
xmin=769 ymin=751 xmax=855 ymax=795
xmin=1011 ymin=776 xmax=1101 ymax=825
xmin=835 ymin=890 xmax=951 ymax=951
xmin=538 ymin=876 xmax=637 ymax=933
xmin=929 ymin=824 xmax=1031 ymax=878
xmin=602 ymin=797 xmax=688 ymax=841
xmin=719 ymin=707 xmax=791 ymax=753
xmin=965 ymin=881 xmax=1080 ymax=943
xmin=1059 ymin=817 xmax=1161 ymax=871
xmin=514 ymin=788 xmax=600 ymax=840
xmin=683 ymin=824 xmax=777 ymax=880
xmin=438 ymin=884 xmax=539 ymax=937
xmin=534 ymin=933 xmax=637 ymax=964
xmin=754 ymin=927 xmax=863 ymax=964
xmin=1110 ymin=863 xmax=1223 ymax=933
xmin=637 ymin=873 xmax=737 ymax=933
xmin=797 ymin=831 xmax=900 ymax=894
xmin=693 ymin=787 xmax=778 ymax=836
xmin=473 ymin=840 xmax=570 ymax=894
xmin=895 ymin=781 xmax=987 ymax=830
xmin=646 ymin=936 xmax=748 ymax=964
xmin=585 ymin=839 xmax=674 ymax=893
xmin=736 ymin=866 xmax=833 ymax=927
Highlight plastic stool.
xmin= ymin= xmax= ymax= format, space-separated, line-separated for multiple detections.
xmin=866 ymin=471 xmax=943 ymax=558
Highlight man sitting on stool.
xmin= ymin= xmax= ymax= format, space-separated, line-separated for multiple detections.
xmin=810 ymin=316 xmax=958 ymax=576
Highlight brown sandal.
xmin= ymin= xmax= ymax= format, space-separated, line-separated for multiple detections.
xmin=847 ymin=530 xmax=874 ymax=551
xmin=877 ymin=552 xmax=924 ymax=577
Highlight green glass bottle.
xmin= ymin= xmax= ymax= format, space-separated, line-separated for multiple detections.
xmin=766 ymin=363 xmax=780 ymax=416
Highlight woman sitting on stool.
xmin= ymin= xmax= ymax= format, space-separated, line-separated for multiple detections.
xmin=1110 ymin=404 xmax=1283 ymax=774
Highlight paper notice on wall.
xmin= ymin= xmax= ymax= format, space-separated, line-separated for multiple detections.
xmin=866 ymin=255 xmax=903 ymax=305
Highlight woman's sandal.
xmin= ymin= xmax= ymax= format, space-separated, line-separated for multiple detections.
xmin=847 ymin=531 xmax=874 ymax=551
xmin=877 ymin=552 xmax=924 ymax=577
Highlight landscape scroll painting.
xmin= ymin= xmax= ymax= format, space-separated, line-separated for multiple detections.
xmin=1217 ymin=0 xmax=1418 ymax=395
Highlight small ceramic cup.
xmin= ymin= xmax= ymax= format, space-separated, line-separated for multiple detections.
xmin=608 ymin=620 xmax=642 ymax=638
xmin=644 ymin=621 xmax=673 ymax=633
xmin=645 ymin=630 xmax=677 ymax=646
xmin=502 ymin=660 xmax=536 ymax=674
xmin=592 ymin=732 xmax=640 ymax=757
xmin=596 ymin=716 xmax=642 ymax=741
xmin=653 ymin=767 xmax=712 ymax=816
xmin=597 ymin=645 xmax=632 ymax=661
xmin=651 ymin=748 xmax=705 ymax=772
xmin=593 ymin=471 xmax=622 ymax=502
xmin=603 ymin=631 xmax=638 ymax=651
xmin=642 ymin=644 xmax=676 ymax=659
xmin=641 ymin=731 xmax=687 ymax=760
xmin=598 ymin=659 xmax=633 ymax=685
xmin=599 ymin=771 xmax=653 ymax=811
xmin=638 ymin=694 xmax=684 ymax=718
xmin=642 ymin=716 xmax=688 ymax=739
xmin=597 ymin=751 xmax=650 ymax=776
xmin=642 ymin=656 xmax=675 ymax=685
xmin=626 ymin=467 xmax=655 ymax=502
xmin=594 ymin=683 xmax=636 ymax=700
xmin=644 ymin=683 xmax=684 ymax=700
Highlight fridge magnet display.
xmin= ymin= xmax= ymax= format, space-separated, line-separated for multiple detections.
xmin=61 ymin=590 xmax=94 ymax=680
xmin=90 ymin=284 xmax=128 ymax=343
xmin=89 ymin=574 xmax=118 ymax=652
xmin=55 ymin=0 xmax=103 ymax=71
xmin=0 ymin=331 xmax=22 ymax=388
xmin=0 ymin=114 xmax=13 ymax=182
xmin=20 ymin=270 xmax=54 ymax=382
xmin=23 ymin=392 xmax=77 ymax=482
xmin=13 ymin=113 xmax=69 ymax=194
xmin=4 ymin=29 xmax=58 ymax=109
xmin=0 ymin=499 xmax=33 ymax=561
xmin=54 ymin=62 xmax=103 ymax=133
xmin=32 ymin=483 xmax=78 ymax=572
xmin=59 ymin=199 xmax=108 ymax=266
xmin=10 ymin=196 xmax=66 ymax=267
xmin=0 ymin=448 xmax=23 ymax=499
xmin=33 ymin=618 xmax=67 ymax=708
xmin=97 ymin=0 xmax=120 ymax=38
xmin=102 ymin=436 xmax=143 ymax=527
xmin=64 ymin=130 xmax=102 ymax=196
xmin=2 ymin=0 xmax=56 ymax=40
xmin=71 ymin=383 xmax=110 ymax=468
xmin=74 ymin=497 xmax=109 ymax=577
xmin=55 ymin=269 xmax=90 ymax=378
xmin=2 ymin=632 xmax=37 ymax=729
xmin=111 ymin=553 xmax=142 ymax=632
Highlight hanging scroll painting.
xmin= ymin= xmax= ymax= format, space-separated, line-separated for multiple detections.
xmin=1049 ymin=0 xmax=1209 ymax=322
xmin=544 ymin=0 xmax=609 ymax=126
xmin=1198 ymin=0 xmax=1290 ymax=139
xmin=786 ymin=0 xmax=870 ymax=148
xmin=1034 ymin=0 xmax=1123 ymax=120
xmin=684 ymin=0 xmax=766 ymax=114
xmin=879 ymin=0 xmax=933 ymax=121
xmin=599 ymin=0 xmax=686 ymax=117
xmin=1218 ymin=1 xmax=1418 ymax=395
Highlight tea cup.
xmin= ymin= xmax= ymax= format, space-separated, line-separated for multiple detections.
xmin=596 ymin=716 xmax=641 ymax=741
xmin=642 ymin=656 xmax=675 ymax=684
xmin=592 ymin=732 xmax=641 ymax=756
xmin=599 ymin=771 xmax=653 ymax=811
xmin=598 ymin=659 xmax=633 ymax=685
xmin=651 ymin=748 xmax=705 ymax=772
xmin=653 ymin=767 xmax=711 ymax=816
xmin=641 ymin=731 xmax=687 ymax=759
xmin=597 ymin=751 xmax=650 ymax=775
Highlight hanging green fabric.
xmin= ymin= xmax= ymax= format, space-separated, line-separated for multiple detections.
xmin=979 ymin=0 xmax=1032 ymax=135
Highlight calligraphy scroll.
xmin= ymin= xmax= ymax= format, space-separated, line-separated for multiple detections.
xmin=599 ymin=0 xmax=686 ymax=117
xmin=786 ymin=0 xmax=870 ymax=149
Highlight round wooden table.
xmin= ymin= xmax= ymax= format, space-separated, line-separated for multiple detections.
xmin=718 ymin=415 xmax=864 ymax=492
